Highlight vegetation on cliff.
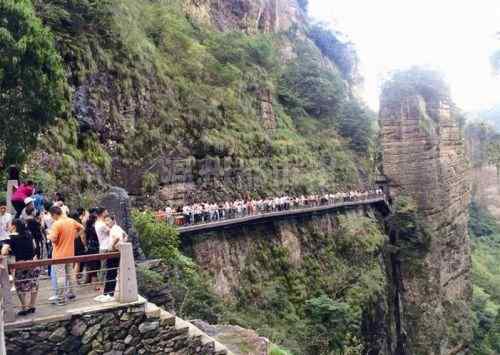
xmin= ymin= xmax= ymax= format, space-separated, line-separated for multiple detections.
xmin=0 ymin=0 xmax=68 ymax=166
xmin=133 ymin=210 xmax=387 ymax=354
xmin=468 ymin=203 xmax=500 ymax=354
xmin=0 ymin=0 xmax=376 ymax=204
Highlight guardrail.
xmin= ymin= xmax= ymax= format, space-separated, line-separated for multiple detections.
xmin=0 ymin=242 xmax=138 ymax=324
xmin=172 ymin=193 xmax=389 ymax=234
xmin=160 ymin=192 xmax=387 ymax=228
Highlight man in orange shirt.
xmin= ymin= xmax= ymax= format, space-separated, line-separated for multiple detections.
xmin=48 ymin=206 xmax=83 ymax=305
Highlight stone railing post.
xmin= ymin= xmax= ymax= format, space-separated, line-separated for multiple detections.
xmin=6 ymin=179 xmax=18 ymax=215
xmin=117 ymin=242 xmax=138 ymax=303
xmin=1 ymin=257 xmax=14 ymax=324
xmin=0 ymin=258 xmax=5 ymax=355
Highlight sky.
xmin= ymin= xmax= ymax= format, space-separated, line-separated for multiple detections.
xmin=309 ymin=0 xmax=500 ymax=111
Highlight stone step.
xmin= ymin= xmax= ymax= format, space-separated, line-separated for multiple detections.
xmin=155 ymin=307 xmax=233 ymax=355
xmin=145 ymin=302 xmax=161 ymax=318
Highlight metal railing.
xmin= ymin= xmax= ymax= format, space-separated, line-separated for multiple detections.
xmin=160 ymin=192 xmax=387 ymax=228
xmin=0 ymin=242 xmax=138 ymax=324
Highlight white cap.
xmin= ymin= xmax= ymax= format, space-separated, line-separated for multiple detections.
xmin=24 ymin=197 xmax=34 ymax=205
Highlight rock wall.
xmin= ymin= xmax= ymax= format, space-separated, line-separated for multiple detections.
xmin=5 ymin=301 xmax=232 ymax=355
xmin=380 ymin=93 xmax=472 ymax=353
xmin=183 ymin=0 xmax=305 ymax=34
xmin=182 ymin=206 xmax=392 ymax=353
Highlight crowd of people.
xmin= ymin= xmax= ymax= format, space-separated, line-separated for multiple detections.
xmin=156 ymin=188 xmax=385 ymax=226
xmin=0 ymin=179 xmax=128 ymax=317
xmin=0 ymin=177 xmax=385 ymax=318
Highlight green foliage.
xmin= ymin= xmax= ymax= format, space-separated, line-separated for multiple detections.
xmin=304 ymin=295 xmax=358 ymax=354
xmin=469 ymin=201 xmax=499 ymax=238
xmin=487 ymin=133 xmax=500 ymax=177
xmin=337 ymin=100 xmax=376 ymax=153
xmin=136 ymin=266 xmax=165 ymax=292
xmin=308 ymin=23 xmax=358 ymax=81
xmin=279 ymin=44 xmax=346 ymax=120
xmin=269 ymin=345 xmax=292 ymax=355
xmin=381 ymin=67 xmax=450 ymax=109
xmin=132 ymin=210 xmax=180 ymax=261
xmin=469 ymin=203 xmax=500 ymax=354
xmin=0 ymin=0 xmax=68 ymax=165
xmin=465 ymin=121 xmax=497 ymax=168
xmin=23 ymin=0 xmax=374 ymax=200
xmin=222 ymin=214 xmax=385 ymax=354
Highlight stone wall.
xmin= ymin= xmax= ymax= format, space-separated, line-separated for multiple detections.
xmin=380 ymin=92 xmax=472 ymax=353
xmin=5 ymin=301 xmax=231 ymax=355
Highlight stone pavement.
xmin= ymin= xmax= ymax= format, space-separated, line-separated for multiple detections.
xmin=6 ymin=273 xmax=119 ymax=328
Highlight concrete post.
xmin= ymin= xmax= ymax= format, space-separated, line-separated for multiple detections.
xmin=5 ymin=180 xmax=18 ymax=215
xmin=0 ymin=259 xmax=4 ymax=355
xmin=0 ymin=257 xmax=14 ymax=324
xmin=117 ymin=242 xmax=138 ymax=303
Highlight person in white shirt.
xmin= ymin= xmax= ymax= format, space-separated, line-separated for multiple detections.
xmin=94 ymin=208 xmax=110 ymax=252
xmin=94 ymin=215 xmax=127 ymax=303
xmin=106 ymin=216 xmax=128 ymax=248
xmin=0 ymin=201 xmax=13 ymax=242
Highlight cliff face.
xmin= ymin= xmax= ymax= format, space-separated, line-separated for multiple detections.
xmin=183 ymin=0 xmax=305 ymax=34
xmin=30 ymin=0 xmax=364 ymax=206
xmin=380 ymin=91 xmax=472 ymax=353
xmin=183 ymin=208 xmax=391 ymax=353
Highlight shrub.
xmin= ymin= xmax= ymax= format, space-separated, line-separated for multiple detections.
xmin=308 ymin=23 xmax=359 ymax=81
xmin=279 ymin=48 xmax=346 ymax=121
xmin=269 ymin=345 xmax=292 ymax=355
xmin=0 ymin=0 xmax=68 ymax=165
xmin=132 ymin=210 xmax=180 ymax=261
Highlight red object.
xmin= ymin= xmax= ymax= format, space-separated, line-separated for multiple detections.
xmin=11 ymin=184 xmax=34 ymax=202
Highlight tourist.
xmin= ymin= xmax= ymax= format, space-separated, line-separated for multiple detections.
xmin=84 ymin=213 xmax=101 ymax=288
xmin=47 ymin=206 xmax=84 ymax=305
xmin=11 ymin=181 xmax=35 ymax=218
xmin=32 ymin=189 xmax=46 ymax=214
xmin=95 ymin=215 xmax=127 ymax=302
xmin=1 ymin=219 xmax=40 ymax=316
xmin=94 ymin=208 xmax=110 ymax=253
xmin=0 ymin=201 xmax=13 ymax=245
xmin=24 ymin=208 xmax=44 ymax=259
xmin=94 ymin=207 xmax=111 ymax=288
xmin=20 ymin=197 xmax=35 ymax=221
xmin=70 ymin=208 xmax=88 ymax=283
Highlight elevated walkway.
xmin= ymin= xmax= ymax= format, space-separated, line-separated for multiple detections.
xmin=179 ymin=196 xmax=390 ymax=235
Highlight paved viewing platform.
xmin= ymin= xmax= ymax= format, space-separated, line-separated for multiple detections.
xmin=178 ymin=196 xmax=390 ymax=235
xmin=5 ymin=278 xmax=145 ymax=329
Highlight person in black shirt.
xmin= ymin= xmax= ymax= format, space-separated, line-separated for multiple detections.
xmin=71 ymin=208 xmax=88 ymax=284
xmin=1 ymin=219 xmax=40 ymax=316
xmin=84 ymin=213 xmax=100 ymax=287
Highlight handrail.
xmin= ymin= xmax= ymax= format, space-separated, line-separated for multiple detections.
xmin=177 ymin=194 xmax=389 ymax=233
xmin=1 ymin=242 xmax=138 ymax=324
xmin=10 ymin=251 xmax=120 ymax=271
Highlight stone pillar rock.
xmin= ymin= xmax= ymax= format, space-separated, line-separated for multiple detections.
xmin=99 ymin=186 xmax=145 ymax=259
xmin=380 ymin=91 xmax=472 ymax=353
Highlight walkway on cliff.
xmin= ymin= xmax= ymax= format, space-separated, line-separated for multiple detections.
xmin=178 ymin=195 xmax=390 ymax=235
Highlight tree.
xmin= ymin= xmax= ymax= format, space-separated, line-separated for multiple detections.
xmin=279 ymin=51 xmax=347 ymax=120
xmin=304 ymin=295 xmax=358 ymax=354
xmin=337 ymin=100 xmax=375 ymax=153
xmin=487 ymin=134 xmax=500 ymax=181
xmin=0 ymin=0 xmax=67 ymax=166
xmin=308 ymin=23 xmax=359 ymax=82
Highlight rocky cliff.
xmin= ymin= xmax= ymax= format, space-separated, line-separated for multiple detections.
xmin=27 ymin=0 xmax=368 ymax=207
xmin=379 ymin=72 xmax=472 ymax=354
xmin=181 ymin=207 xmax=390 ymax=353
